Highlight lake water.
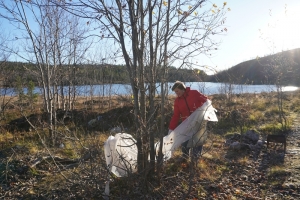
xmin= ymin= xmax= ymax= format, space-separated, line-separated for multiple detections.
xmin=1 ymin=82 xmax=298 ymax=96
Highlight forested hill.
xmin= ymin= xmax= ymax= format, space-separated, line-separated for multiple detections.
xmin=0 ymin=62 xmax=208 ymax=88
xmin=1 ymin=48 xmax=300 ymax=88
xmin=208 ymin=48 xmax=300 ymax=86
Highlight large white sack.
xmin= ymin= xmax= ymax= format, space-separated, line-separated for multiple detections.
xmin=186 ymin=120 xmax=208 ymax=148
xmin=156 ymin=100 xmax=217 ymax=160
xmin=104 ymin=133 xmax=138 ymax=177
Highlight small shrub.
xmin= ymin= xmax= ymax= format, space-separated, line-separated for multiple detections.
xmin=0 ymin=131 xmax=14 ymax=142
xmin=196 ymin=185 xmax=207 ymax=198
xmin=253 ymin=101 xmax=267 ymax=111
xmin=259 ymin=123 xmax=283 ymax=134
xmin=29 ymin=146 xmax=39 ymax=154
xmin=237 ymin=156 xmax=249 ymax=165
xmin=29 ymin=167 xmax=39 ymax=176
xmin=249 ymin=111 xmax=264 ymax=122
xmin=198 ymin=159 xmax=208 ymax=170
xmin=216 ymin=165 xmax=229 ymax=174
xmin=290 ymin=99 xmax=300 ymax=112
xmin=58 ymin=142 xmax=78 ymax=159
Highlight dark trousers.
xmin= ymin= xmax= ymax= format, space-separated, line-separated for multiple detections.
xmin=181 ymin=141 xmax=203 ymax=157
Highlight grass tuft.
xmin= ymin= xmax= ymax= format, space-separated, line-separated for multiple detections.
xmin=267 ymin=166 xmax=290 ymax=186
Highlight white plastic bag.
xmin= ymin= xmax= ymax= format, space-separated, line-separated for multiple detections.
xmin=186 ymin=120 xmax=208 ymax=148
xmin=157 ymin=100 xmax=217 ymax=159
xmin=104 ymin=133 xmax=138 ymax=177
xmin=103 ymin=133 xmax=138 ymax=197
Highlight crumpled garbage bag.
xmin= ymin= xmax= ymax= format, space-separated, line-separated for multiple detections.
xmin=155 ymin=100 xmax=218 ymax=160
xmin=104 ymin=133 xmax=138 ymax=177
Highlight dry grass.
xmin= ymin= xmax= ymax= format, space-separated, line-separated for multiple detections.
xmin=1 ymin=90 xmax=300 ymax=198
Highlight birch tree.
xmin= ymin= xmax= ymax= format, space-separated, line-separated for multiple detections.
xmin=0 ymin=0 xmax=90 ymax=145
xmin=54 ymin=0 xmax=229 ymax=174
xmin=0 ymin=29 xmax=14 ymax=122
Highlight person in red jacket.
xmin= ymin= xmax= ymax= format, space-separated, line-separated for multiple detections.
xmin=168 ymin=81 xmax=208 ymax=159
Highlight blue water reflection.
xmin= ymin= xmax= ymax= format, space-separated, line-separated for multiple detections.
xmin=1 ymin=82 xmax=298 ymax=96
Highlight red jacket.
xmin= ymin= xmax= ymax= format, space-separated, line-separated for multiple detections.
xmin=169 ymin=87 xmax=207 ymax=130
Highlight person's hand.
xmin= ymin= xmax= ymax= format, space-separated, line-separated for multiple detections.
xmin=168 ymin=129 xmax=173 ymax=134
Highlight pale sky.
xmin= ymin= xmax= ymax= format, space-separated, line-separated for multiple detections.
xmin=1 ymin=0 xmax=300 ymax=75
xmin=202 ymin=0 xmax=300 ymax=74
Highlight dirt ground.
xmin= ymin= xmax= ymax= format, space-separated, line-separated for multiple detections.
xmin=250 ymin=113 xmax=300 ymax=199
xmin=282 ymin=114 xmax=300 ymax=194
